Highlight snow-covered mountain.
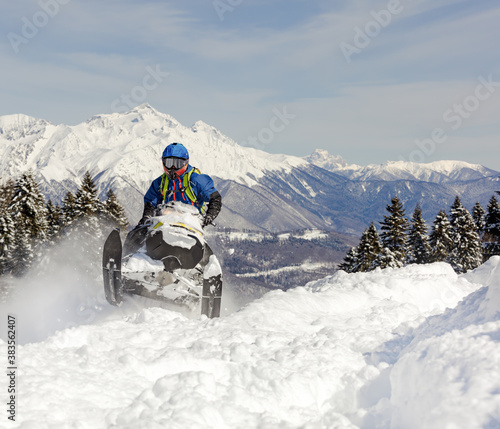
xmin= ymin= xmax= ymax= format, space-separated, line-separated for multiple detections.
xmin=305 ymin=148 xmax=353 ymax=171
xmin=306 ymin=148 xmax=500 ymax=183
xmin=1 ymin=105 xmax=499 ymax=234
xmin=0 ymin=105 xmax=305 ymax=186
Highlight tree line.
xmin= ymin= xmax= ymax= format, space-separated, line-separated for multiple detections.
xmin=0 ymin=170 xmax=128 ymax=277
xmin=339 ymin=193 xmax=500 ymax=274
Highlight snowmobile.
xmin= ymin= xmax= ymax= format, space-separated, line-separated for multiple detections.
xmin=102 ymin=201 xmax=222 ymax=318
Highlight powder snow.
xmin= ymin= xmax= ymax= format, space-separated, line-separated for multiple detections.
xmin=1 ymin=257 xmax=500 ymax=428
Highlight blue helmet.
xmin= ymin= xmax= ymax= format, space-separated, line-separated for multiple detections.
xmin=162 ymin=143 xmax=189 ymax=160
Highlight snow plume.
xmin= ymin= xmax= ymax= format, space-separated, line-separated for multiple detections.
xmin=0 ymin=221 xmax=143 ymax=345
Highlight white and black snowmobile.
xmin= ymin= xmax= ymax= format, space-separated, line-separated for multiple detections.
xmin=102 ymin=201 xmax=222 ymax=318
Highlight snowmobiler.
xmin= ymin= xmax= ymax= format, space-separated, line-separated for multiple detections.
xmin=102 ymin=143 xmax=223 ymax=318
xmin=141 ymin=142 xmax=222 ymax=228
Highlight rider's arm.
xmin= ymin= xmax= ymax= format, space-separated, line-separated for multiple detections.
xmin=138 ymin=202 xmax=155 ymax=225
xmin=144 ymin=176 xmax=163 ymax=207
xmin=191 ymin=173 xmax=222 ymax=225
xmin=203 ymin=191 xmax=222 ymax=226
xmin=139 ymin=176 xmax=163 ymax=225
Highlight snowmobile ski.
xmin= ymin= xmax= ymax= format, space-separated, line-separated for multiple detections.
xmin=102 ymin=229 xmax=123 ymax=306
xmin=201 ymin=273 xmax=222 ymax=318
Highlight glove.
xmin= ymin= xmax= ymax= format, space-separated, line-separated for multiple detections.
xmin=137 ymin=202 xmax=155 ymax=226
xmin=202 ymin=191 xmax=222 ymax=228
xmin=202 ymin=213 xmax=216 ymax=228
xmin=137 ymin=216 xmax=150 ymax=226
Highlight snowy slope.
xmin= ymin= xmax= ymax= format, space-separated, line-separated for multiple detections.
xmin=2 ymin=253 xmax=500 ymax=428
xmin=306 ymin=149 xmax=500 ymax=183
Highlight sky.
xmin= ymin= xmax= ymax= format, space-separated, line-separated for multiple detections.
xmin=1 ymin=0 xmax=500 ymax=170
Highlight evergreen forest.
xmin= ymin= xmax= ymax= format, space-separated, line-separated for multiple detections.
xmin=0 ymin=171 xmax=128 ymax=277
xmin=339 ymin=193 xmax=500 ymax=274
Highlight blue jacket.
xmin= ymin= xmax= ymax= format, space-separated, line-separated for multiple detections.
xmin=144 ymin=165 xmax=217 ymax=212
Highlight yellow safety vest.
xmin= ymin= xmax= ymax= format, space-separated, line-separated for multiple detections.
xmin=160 ymin=167 xmax=206 ymax=214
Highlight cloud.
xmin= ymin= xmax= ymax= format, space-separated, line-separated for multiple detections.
xmin=260 ymin=78 xmax=500 ymax=166
xmin=375 ymin=4 xmax=500 ymax=77
xmin=1 ymin=0 xmax=500 ymax=170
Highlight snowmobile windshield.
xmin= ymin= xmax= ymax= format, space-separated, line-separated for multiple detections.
xmin=157 ymin=201 xmax=201 ymax=218
xmin=154 ymin=202 xmax=204 ymax=240
xmin=162 ymin=157 xmax=188 ymax=170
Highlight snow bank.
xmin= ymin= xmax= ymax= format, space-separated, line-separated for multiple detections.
xmin=1 ymin=260 xmax=500 ymax=428
xmin=386 ymin=257 xmax=500 ymax=429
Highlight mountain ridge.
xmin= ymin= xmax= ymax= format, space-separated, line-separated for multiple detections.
xmin=305 ymin=148 xmax=499 ymax=184
xmin=1 ymin=104 xmax=499 ymax=234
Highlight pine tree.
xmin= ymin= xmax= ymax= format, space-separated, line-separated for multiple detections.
xmin=357 ymin=223 xmax=383 ymax=272
xmin=338 ymin=246 xmax=359 ymax=273
xmin=75 ymin=171 xmax=103 ymax=218
xmin=0 ymin=179 xmax=15 ymax=210
xmin=46 ymin=199 xmax=63 ymax=239
xmin=7 ymin=171 xmax=49 ymax=275
xmin=406 ymin=204 xmax=431 ymax=265
xmin=62 ymin=191 xmax=78 ymax=226
xmin=9 ymin=171 xmax=49 ymax=242
xmin=74 ymin=171 xmax=105 ymax=241
xmin=448 ymin=196 xmax=483 ymax=273
xmin=0 ymin=180 xmax=16 ymax=274
xmin=0 ymin=207 xmax=15 ymax=274
xmin=65 ymin=172 xmax=108 ymax=263
xmin=429 ymin=210 xmax=454 ymax=263
xmin=375 ymin=247 xmax=399 ymax=270
xmin=379 ymin=196 xmax=409 ymax=268
xmin=104 ymin=189 xmax=129 ymax=230
xmin=10 ymin=228 xmax=33 ymax=277
xmin=472 ymin=202 xmax=486 ymax=238
xmin=483 ymin=195 xmax=500 ymax=260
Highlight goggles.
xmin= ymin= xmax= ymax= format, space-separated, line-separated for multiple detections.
xmin=162 ymin=157 xmax=188 ymax=170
